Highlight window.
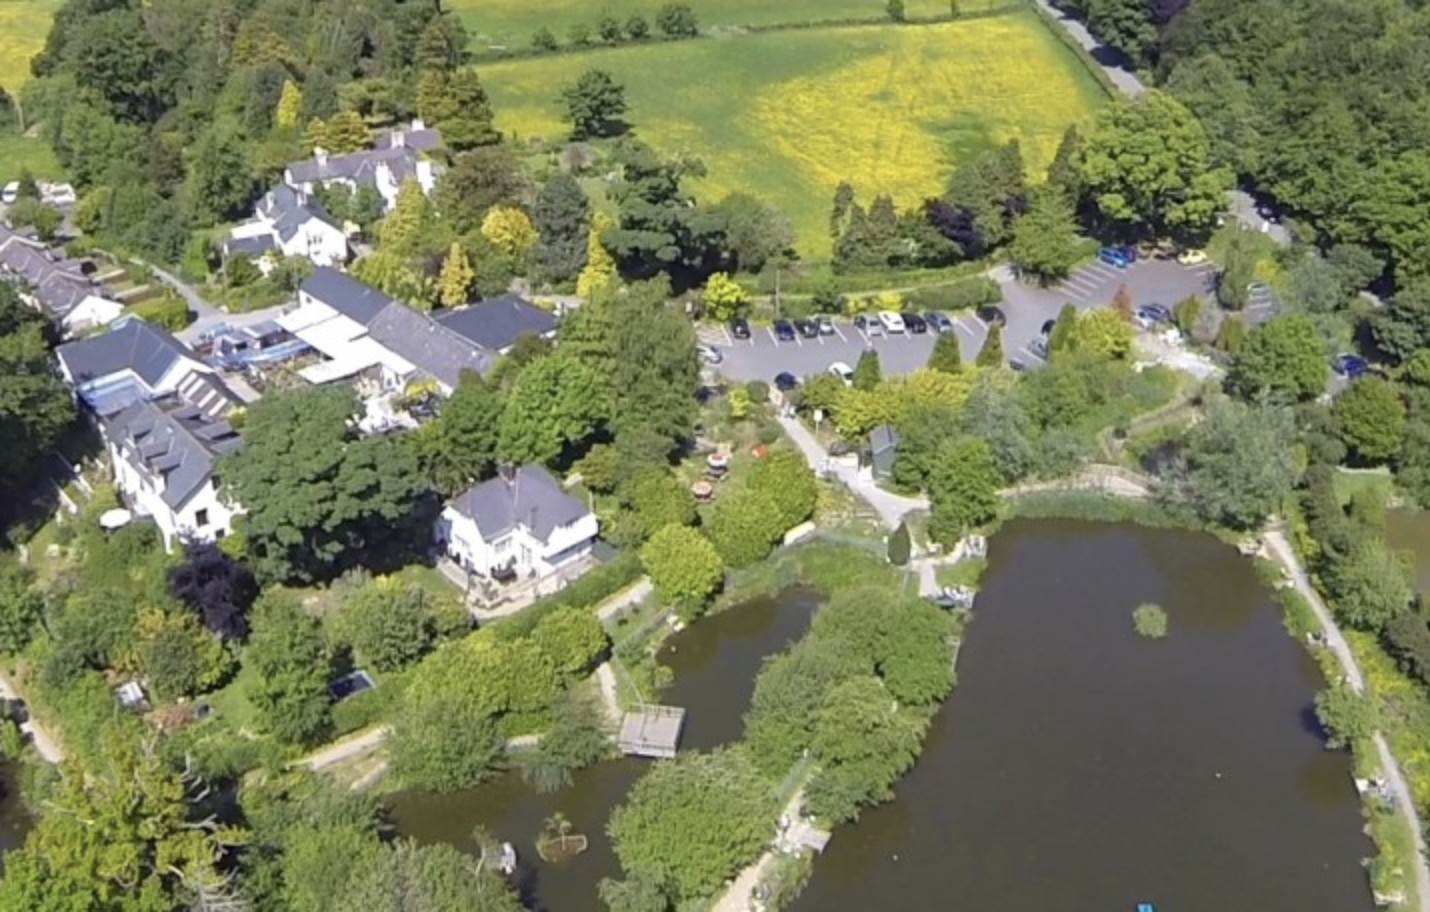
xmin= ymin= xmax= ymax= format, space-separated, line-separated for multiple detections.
xmin=494 ymin=537 xmax=511 ymax=554
xmin=194 ymin=509 xmax=209 ymax=528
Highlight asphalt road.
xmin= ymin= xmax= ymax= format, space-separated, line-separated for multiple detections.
xmin=708 ymin=256 xmax=1218 ymax=385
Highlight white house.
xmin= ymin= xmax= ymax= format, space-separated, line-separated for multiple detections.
xmin=103 ymin=393 xmax=244 ymax=550
xmin=282 ymin=122 xmax=442 ymax=213
xmin=0 ymin=225 xmax=123 ymax=334
xmin=436 ymin=464 xmax=599 ymax=582
xmin=223 ymin=185 xmax=348 ymax=272
xmin=56 ymin=316 xmax=217 ymax=414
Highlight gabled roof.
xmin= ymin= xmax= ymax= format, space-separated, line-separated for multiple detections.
xmin=104 ymin=395 xmax=242 ymax=509
xmin=367 ymin=301 xmax=493 ymax=389
xmin=285 ymin=146 xmax=418 ymax=187
xmin=222 ymin=234 xmax=277 ymax=258
xmin=0 ymin=224 xmax=101 ymax=317
xmin=434 ymin=295 xmax=556 ymax=352
xmin=299 ymin=266 xmax=396 ymax=326
xmin=449 ymin=465 xmax=590 ymax=543
xmin=56 ymin=317 xmax=195 ymax=388
xmin=870 ymin=424 xmax=899 ymax=453
xmin=373 ymin=120 xmax=443 ymax=153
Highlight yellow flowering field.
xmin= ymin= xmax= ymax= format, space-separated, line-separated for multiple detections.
xmin=0 ymin=0 xmax=58 ymax=92
xmin=482 ymin=11 xmax=1107 ymax=258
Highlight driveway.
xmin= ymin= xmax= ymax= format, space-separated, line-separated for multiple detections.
xmin=177 ymin=300 xmax=294 ymax=345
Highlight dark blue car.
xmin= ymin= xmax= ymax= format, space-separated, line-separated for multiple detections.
xmin=1098 ymin=246 xmax=1133 ymax=269
xmin=1333 ymin=354 xmax=1369 ymax=379
xmin=772 ymin=319 xmax=796 ymax=342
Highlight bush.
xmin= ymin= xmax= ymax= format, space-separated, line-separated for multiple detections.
xmin=1132 ymin=603 xmax=1168 ymax=638
xmin=330 ymin=683 xmax=401 ymax=736
xmin=495 ymin=551 xmax=643 ymax=639
xmin=904 ymin=277 xmax=1001 ymax=311
xmin=130 ymin=294 xmax=191 ymax=331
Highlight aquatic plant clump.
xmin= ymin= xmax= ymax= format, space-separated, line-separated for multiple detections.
xmin=1132 ymin=603 xmax=1168 ymax=639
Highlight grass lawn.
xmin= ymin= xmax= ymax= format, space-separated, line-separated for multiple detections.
xmin=451 ymin=0 xmax=957 ymax=49
xmin=0 ymin=130 xmax=64 ymax=181
xmin=0 ymin=0 xmax=56 ymax=93
xmin=482 ymin=10 xmax=1107 ymax=258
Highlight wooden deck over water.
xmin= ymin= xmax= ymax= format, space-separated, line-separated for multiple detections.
xmin=618 ymin=704 xmax=686 ymax=758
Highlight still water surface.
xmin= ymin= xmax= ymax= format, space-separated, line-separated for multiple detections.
xmin=394 ymin=522 xmax=1376 ymax=912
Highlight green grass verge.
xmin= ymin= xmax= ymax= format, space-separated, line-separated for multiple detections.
xmin=0 ymin=0 xmax=58 ymax=93
xmin=0 ymin=131 xmax=65 ymax=181
xmin=481 ymin=11 xmax=1104 ymax=259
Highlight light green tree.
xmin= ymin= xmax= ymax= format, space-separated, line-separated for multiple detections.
xmin=1227 ymin=314 xmax=1328 ymax=402
xmin=1333 ymin=377 xmax=1405 ymax=464
xmin=975 ymin=323 xmax=1005 ymax=367
xmin=1073 ymin=307 xmax=1134 ymax=360
xmin=275 ymin=79 xmax=303 ymax=129
xmin=701 ymin=272 xmax=749 ymax=321
xmin=640 ymin=524 xmax=724 ymax=608
xmin=1007 ymin=188 xmax=1080 ymax=285
xmin=438 ymin=242 xmax=474 ymax=307
xmin=927 ymin=436 xmax=1001 ymax=546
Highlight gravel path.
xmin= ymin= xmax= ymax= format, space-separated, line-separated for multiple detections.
xmin=1264 ymin=528 xmax=1430 ymax=912
xmin=0 ymin=673 xmax=63 ymax=763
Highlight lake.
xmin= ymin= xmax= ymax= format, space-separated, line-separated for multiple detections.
xmin=0 ymin=761 xmax=30 ymax=861
xmin=393 ymin=521 xmax=1377 ymax=912
xmin=1388 ymin=509 xmax=1430 ymax=592
xmin=388 ymin=588 xmax=819 ymax=911
xmin=790 ymin=520 xmax=1376 ymax=912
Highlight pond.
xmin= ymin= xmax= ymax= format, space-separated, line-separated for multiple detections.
xmin=1388 ymin=509 xmax=1430 ymax=593
xmin=0 ymin=761 xmax=30 ymax=861
xmin=387 ymin=588 xmax=819 ymax=912
xmin=790 ymin=519 xmax=1376 ymax=912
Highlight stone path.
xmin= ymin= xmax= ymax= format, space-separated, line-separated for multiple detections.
xmin=1263 ymin=528 xmax=1430 ymax=912
xmin=0 ymin=672 xmax=63 ymax=763
xmin=1029 ymin=0 xmax=1146 ymax=95
xmin=709 ymin=786 xmax=815 ymax=912
xmin=776 ymin=415 xmax=927 ymax=530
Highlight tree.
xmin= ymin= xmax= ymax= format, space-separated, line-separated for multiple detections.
xmin=530 ymin=606 xmax=608 ymax=680
xmin=133 ymin=609 xmax=231 ymax=701
xmin=608 ymin=749 xmax=774 ymax=905
xmin=1162 ymin=397 xmax=1298 ymax=530
xmin=334 ymin=579 xmax=448 ymax=673
xmin=1216 ymin=227 xmax=1257 ymax=311
xmin=1373 ymin=283 xmax=1430 ymax=364
xmin=532 ymin=27 xmax=558 ymax=51
xmin=0 ymin=287 xmax=76 ymax=501
xmin=433 ymin=146 xmax=532 ymax=234
xmin=623 ymin=469 xmax=697 ymax=539
xmin=14 ymin=169 xmax=38 ymax=202
xmin=577 ymin=212 xmax=618 ymax=298
xmin=927 ymin=437 xmax=1001 ymax=546
xmin=519 ymin=690 xmax=612 ymax=793
xmin=1226 ymin=314 xmax=1328 ymax=403
xmin=497 ymin=353 xmax=609 ymax=465
xmin=887 ymin=0 xmax=907 ymax=21
xmin=960 ymin=374 xmax=1035 ymax=482
xmin=380 ymin=178 xmax=436 ymax=255
xmin=481 ymin=205 xmax=538 ymax=267
xmin=703 ymin=489 xmax=784 ymax=569
xmin=975 ymin=323 xmax=1005 ymax=367
xmin=853 ymin=348 xmax=882 ymax=391
xmin=325 ymin=109 xmax=371 ymax=153
xmin=604 ymin=139 xmax=709 ymax=278
xmin=927 ymin=331 xmax=963 ymax=374
xmin=1007 ymin=188 xmax=1080 ymax=284
xmin=888 ymin=521 xmax=912 ymax=565
xmin=1216 ymin=315 xmax=1248 ymax=354
xmin=66 ymin=8 xmax=174 ymax=123
xmin=655 ymin=3 xmax=699 ymax=37
xmin=1086 ymin=0 xmax=1157 ymax=63
xmin=167 ymin=542 xmax=258 ymax=640
xmin=701 ymin=272 xmax=749 ymax=321
xmin=1075 ymin=90 xmax=1231 ymax=238
xmin=807 ymin=675 xmax=924 ymax=824
xmin=533 ymin=173 xmax=591 ymax=283
xmin=642 ymin=524 xmax=724 ymax=608
xmin=561 ymin=69 xmax=628 ymax=140
xmin=438 ymin=67 xmax=500 ymax=150
xmin=598 ymin=14 xmax=624 ymax=44
xmin=607 ymin=282 xmax=702 ymax=445
xmin=183 ymin=120 xmax=259 ymax=225
xmin=1046 ymin=302 xmax=1079 ymax=355
xmin=626 ymin=14 xmax=651 ymax=40
xmin=388 ymin=696 xmax=506 ymax=793
xmin=711 ymin=192 xmax=794 ymax=274
xmin=1047 ymin=125 xmax=1083 ymax=201
xmin=5 ymin=198 xmax=61 ymax=241
xmin=943 ymin=141 xmax=1027 ymax=253
xmin=246 ymin=591 xmax=332 ymax=745
xmin=1324 ymin=540 xmax=1413 ymax=631
xmin=1333 ymin=377 xmax=1404 ymax=464
xmin=1314 ymin=686 xmax=1374 ymax=750
xmin=1111 ymin=283 xmax=1134 ymax=322
xmin=221 ymin=385 xmax=427 ymax=582
xmin=275 ymin=79 xmax=302 ymax=129
xmin=0 ymin=561 xmax=43 ymax=655
xmin=436 ymin=242 xmax=474 ymax=306
xmin=747 ymin=448 xmax=818 ymax=531
xmin=743 ymin=636 xmax=868 ymax=773
xmin=1073 ymin=307 xmax=1134 ymax=360
xmin=1172 ymin=294 xmax=1201 ymax=335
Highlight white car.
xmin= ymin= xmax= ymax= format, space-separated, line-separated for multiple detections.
xmin=877 ymin=311 xmax=906 ymax=333
xmin=697 ymin=344 xmax=723 ymax=365
xmin=0 ymin=182 xmax=16 ymax=205
xmin=829 ymin=361 xmax=854 ymax=386
xmin=1177 ymin=249 xmax=1208 ymax=266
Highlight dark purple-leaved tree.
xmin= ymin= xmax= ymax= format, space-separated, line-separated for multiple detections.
xmin=168 ymin=542 xmax=258 ymax=641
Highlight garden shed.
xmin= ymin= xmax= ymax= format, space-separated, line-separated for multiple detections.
xmin=869 ymin=424 xmax=899 ymax=480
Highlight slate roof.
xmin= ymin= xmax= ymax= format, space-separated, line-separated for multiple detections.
xmin=372 ymin=120 xmax=443 ymax=153
xmin=0 ymin=224 xmax=104 ymax=318
xmin=367 ymin=302 xmax=492 ymax=389
xmin=222 ymin=234 xmax=277 ymax=258
xmin=104 ymin=396 xmax=242 ymax=509
xmin=56 ymin=317 xmax=194 ymax=388
xmin=299 ymin=266 xmax=396 ymax=326
xmin=449 ymin=465 xmax=590 ymax=543
xmin=434 ymin=295 xmax=556 ymax=352
xmin=870 ymin=424 xmax=899 ymax=454
xmin=285 ymin=146 xmax=418 ymax=187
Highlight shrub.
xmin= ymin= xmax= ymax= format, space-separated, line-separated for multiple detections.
xmin=904 ymin=277 xmax=1001 ymax=311
xmin=130 ymin=294 xmax=191 ymax=331
xmin=1132 ymin=603 xmax=1168 ymax=638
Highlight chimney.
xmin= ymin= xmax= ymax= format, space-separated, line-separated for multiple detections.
xmin=391 ymin=129 xmax=405 ymax=149
xmin=313 ymin=146 xmax=329 ymax=167
xmin=498 ymin=463 xmax=516 ymax=484
xmin=411 ymin=118 xmax=426 ymax=132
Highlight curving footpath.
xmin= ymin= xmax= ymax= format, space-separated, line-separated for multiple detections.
xmin=0 ymin=672 xmax=64 ymax=763
xmin=1264 ymin=528 xmax=1430 ymax=912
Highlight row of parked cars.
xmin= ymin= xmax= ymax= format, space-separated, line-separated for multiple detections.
xmin=730 ymin=306 xmax=1006 ymax=344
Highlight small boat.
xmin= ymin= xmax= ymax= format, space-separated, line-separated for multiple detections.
xmin=1137 ymin=903 xmax=1155 ymax=912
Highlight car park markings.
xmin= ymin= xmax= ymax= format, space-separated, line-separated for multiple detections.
xmin=954 ymin=316 xmax=981 ymax=336
xmin=830 ymin=324 xmax=848 ymax=342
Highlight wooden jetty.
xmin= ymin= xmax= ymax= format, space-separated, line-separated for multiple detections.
xmin=618 ymin=703 xmax=686 ymax=758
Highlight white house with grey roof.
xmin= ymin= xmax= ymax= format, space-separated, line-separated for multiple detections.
xmin=282 ymin=121 xmax=442 ymax=213
xmin=104 ymin=395 xmax=244 ymax=550
xmin=56 ymin=316 xmax=216 ymax=416
xmin=433 ymin=294 xmax=557 ymax=353
xmin=224 ymin=185 xmax=348 ymax=271
xmin=0 ymin=225 xmax=122 ymax=334
xmin=436 ymin=464 xmax=599 ymax=582
xmin=279 ymin=267 xmax=492 ymax=393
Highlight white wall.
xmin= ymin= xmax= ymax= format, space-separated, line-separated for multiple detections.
xmin=278 ymin=219 xmax=347 ymax=268
xmin=107 ymin=441 xmax=241 ymax=552
xmin=438 ymin=509 xmax=598 ymax=580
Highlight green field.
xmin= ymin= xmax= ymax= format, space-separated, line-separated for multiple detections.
xmin=0 ymin=131 xmax=63 ymax=180
xmin=482 ymin=10 xmax=1107 ymax=257
xmin=451 ymin=0 xmax=957 ymax=49
xmin=0 ymin=0 xmax=58 ymax=92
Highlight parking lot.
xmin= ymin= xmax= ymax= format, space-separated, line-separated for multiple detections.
xmin=702 ymin=313 xmax=989 ymax=385
xmin=704 ymin=255 xmax=1220 ymax=385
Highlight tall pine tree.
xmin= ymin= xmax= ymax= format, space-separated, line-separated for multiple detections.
xmin=975 ymin=324 xmax=1005 ymax=367
xmin=927 ymin=331 xmax=962 ymax=374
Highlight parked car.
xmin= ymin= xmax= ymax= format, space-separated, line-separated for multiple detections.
xmin=1247 ymin=281 xmax=1270 ymax=297
xmin=1116 ymin=245 xmax=1139 ymax=263
xmin=901 ymin=312 xmax=928 ymax=334
xmin=1134 ymin=304 xmax=1173 ymax=330
xmin=1098 ymin=246 xmax=1133 ymax=269
xmin=697 ymin=344 xmax=723 ymax=364
xmin=976 ymin=305 xmax=1007 ymax=327
xmin=0 ymin=182 xmax=17 ymax=205
xmin=1009 ymin=359 xmax=1027 ymax=373
xmin=816 ymin=315 xmax=836 ymax=335
xmin=1333 ymin=353 xmax=1369 ymax=379
xmin=729 ymin=317 xmax=751 ymax=340
xmin=854 ymin=314 xmax=884 ymax=336
xmin=877 ymin=311 xmax=906 ymax=333
xmin=773 ymin=371 xmax=799 ymax=391
xmin=926 ymin=312 xmax=954 ymax=334
xmin=1177 ymin=249 xmax=1208 ymax=266
xmin=773 ymin=319 xmax=796 ymax=342
xmin=1028 ymin=337 xmax=1049 ymax=360
xmin=794 ymin=318 xmax=820 ymax=339
xmin=829 ymin=361 xmax=854 ymax=386
xmin=1041 ymin=318 xmax=1056 ymax=336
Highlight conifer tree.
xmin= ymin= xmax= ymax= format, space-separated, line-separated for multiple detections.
xmin=927 ymin=331 xmax=962 ymax=374
xmin=275 ymin=79 xmax=303 ymax=130
xmin=439 ymin=243 xmax=475 ymax=306
xmin=325 ymin=110 xmax=370 ymax=153
xmin=1112 ymin=283 xmax=1134 ymax=322
xmin=976 ymin=324 xmax=1005 ymax=367
xmin=576 ymin=212 xmax=616 ymax=299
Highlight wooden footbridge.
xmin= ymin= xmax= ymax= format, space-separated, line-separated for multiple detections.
xmin=618 ymin=703 xmax=686 ymax=759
